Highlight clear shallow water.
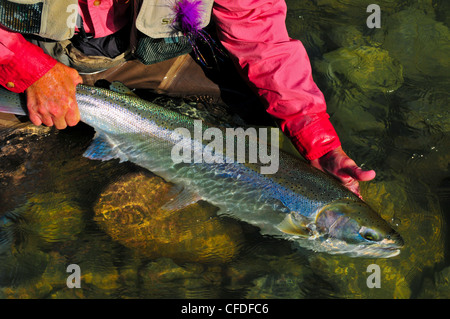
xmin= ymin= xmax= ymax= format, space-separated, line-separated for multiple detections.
xmin=0 ymin=0 xmax=449 ymax=299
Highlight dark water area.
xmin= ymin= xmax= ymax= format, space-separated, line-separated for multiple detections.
xmin=0 ymin=0 xmax=449 ymax=300
xmin=285 ymin=0 xmax=450 ymax=298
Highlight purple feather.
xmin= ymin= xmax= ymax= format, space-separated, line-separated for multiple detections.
xmin=174 ymin=0 xmax=204 ymax=36
xmin=172 ymin=0 xmax=227 ymax=67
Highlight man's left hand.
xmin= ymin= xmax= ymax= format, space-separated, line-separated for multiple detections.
xmin=310 ymin=146 xmax=376 ymax=199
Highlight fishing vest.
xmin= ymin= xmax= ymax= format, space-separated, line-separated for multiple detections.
xmin=0 ymin=0 xmax=214 ymax=66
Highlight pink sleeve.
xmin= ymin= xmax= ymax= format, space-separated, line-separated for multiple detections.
xmin=0 ymin=26 xmax=57 ymax=93
xmin=212 ymin=0 xmax=341 ymax=160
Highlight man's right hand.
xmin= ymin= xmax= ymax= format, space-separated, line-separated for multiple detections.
xmin=310 ymin=146 xmax=376 ymax=199
xmin=25 ymin=62 xmax=83 ymax=129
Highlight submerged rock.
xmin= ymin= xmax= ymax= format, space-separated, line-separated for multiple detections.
xmin=0 ymin=123 xmax=54 ymax=215
xmin=396 ymin=83 xmax=450 ymax=134
xmin=327 ymin=88 xmax=387 ymax=131
xmin=242 ymin=255 xmax=326 ymax=299
xmin=315 ymin=45 xmax=404 ymax=93
xmin=9 ymin=193 xmax=85 ymax=246
xmin=314 ymin=0 xmax=406 ymax=24
xmin=328 ymin=25 xmax=367 ymax=48
xmin=304 ymin=173 xmax=445 ymax=299
xmin=0 ymin=249 xmax=52 ymax=298
xmin=417 ymin=265 xmax=450 ymax=299
xmin=307 ymin=245 xmax=411 ymax=298
xmin=374 ymin=8 xmax=450 ymax=81
xmin=94 ymin=172 xmax=244 ymax=264
xmin=139 ymin=257 xmax=223 ymax=298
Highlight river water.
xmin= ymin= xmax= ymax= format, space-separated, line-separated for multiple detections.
xmin=0 ymin=0 xmax=448 ymax=299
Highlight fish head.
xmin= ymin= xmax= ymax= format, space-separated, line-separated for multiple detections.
xmin=312 ymin=198 xmax=404 ymax=258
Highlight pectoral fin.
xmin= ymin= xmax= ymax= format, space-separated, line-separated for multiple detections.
xmin=160 ymin=185 xmax=203 ymax=212
xmin=83 ymin=131 xmax=128 ymax=163
xmin=277 ymin=213 xmax=311 ymax=237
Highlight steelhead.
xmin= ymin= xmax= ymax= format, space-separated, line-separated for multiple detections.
xmin=0 ymin=84 xmax=403 ymax=258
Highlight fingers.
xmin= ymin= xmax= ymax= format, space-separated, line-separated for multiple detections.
xmin=52 ymin=114 xmax=67 ymax=129
xmin=28 ymin=111 xmax=43 ymax=126
xmin=41 ymin=114 xmax=55 ymax=127
xmin=26 ymin=94 xmax=43 ymax=126
xmin=28 ymin=89 xmax=64 ymax=129
xmin=310 ymin=158 xmax=324 ymax=172
xmin=312 ymin=146 xmax=376 ymax=198
xmin=337 ymin=160 xmax=375 ymax=199
xmin=25 ymin=62 xmax=81 ymax=130
xmin=63 ymin=68 xmax=82 ymax=127
xmin=342 ymin=165 xmax=376 ymax=182
xmin=74 ymin=72 xmax=84 ymax=86
xmin=348 ymin=167 xmax=376 ymax=181
xmin=342 ymin=178 xmax=362 ymax=199
xmin=64 ymin=97 xmax=81 ymax=127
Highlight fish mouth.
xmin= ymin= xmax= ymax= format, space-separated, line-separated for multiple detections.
xmin=387 ymin=232 xmax=404 ymax=248
xmin=353 ymin=245 xmax=401 ymax=258
xmin=294 ymin=235 xmax=403 ymax=258
xmin=322 ymin=239 xmax=403 ymax=258
xmin=369 ymin=232 xmax=404 ymax=258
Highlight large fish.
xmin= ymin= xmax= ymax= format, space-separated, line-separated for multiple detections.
xmin=0 ymin=84 xmax=403 ymax=258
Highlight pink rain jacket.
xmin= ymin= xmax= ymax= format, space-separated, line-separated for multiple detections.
xmin=0 ymin=0 xmax=340 ymax=160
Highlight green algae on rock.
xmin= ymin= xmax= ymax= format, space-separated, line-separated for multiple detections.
xmin=374 ymin=8 xmax=450 ymax=81
xmin=11 ymin=193 xmax=85 ymax=245
xmin=315 ymin=46 xmax=404 ymax=93
xmin=139 ymin=257 xmax=224 ymax=298
xmin=328 ymin=25 xmax=367 ymax=48
xmin=94 ymin=172 xmax=244 ymax=264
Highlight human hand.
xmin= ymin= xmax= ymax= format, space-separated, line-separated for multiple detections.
xmin=310 ymin=146 xmax=376 ymax=199
xmin=25 ymin=62 xmax=83 ymax=129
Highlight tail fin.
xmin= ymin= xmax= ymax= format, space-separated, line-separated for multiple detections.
xmin=0 ymin=87 xmax=27 ymax=116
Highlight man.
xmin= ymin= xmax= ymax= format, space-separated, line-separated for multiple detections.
xmin=0 ymin=0 xmax=375 ymax=197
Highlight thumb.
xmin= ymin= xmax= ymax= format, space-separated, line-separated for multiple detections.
xmin=345 ymin=166 xmax=376 ymax=182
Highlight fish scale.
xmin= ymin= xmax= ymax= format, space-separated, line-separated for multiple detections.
xmin=77 ymin=86 xmax=312 ymax=215
xmin=0 ymin=84 xmax=404 ymax=258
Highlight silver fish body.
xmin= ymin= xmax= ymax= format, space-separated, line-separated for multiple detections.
xmin=0 ymin=85 xmax=404 ymax=258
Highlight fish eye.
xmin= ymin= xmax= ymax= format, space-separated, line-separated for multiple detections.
xmin=359 ymin=227 xmax=381 ymax=242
